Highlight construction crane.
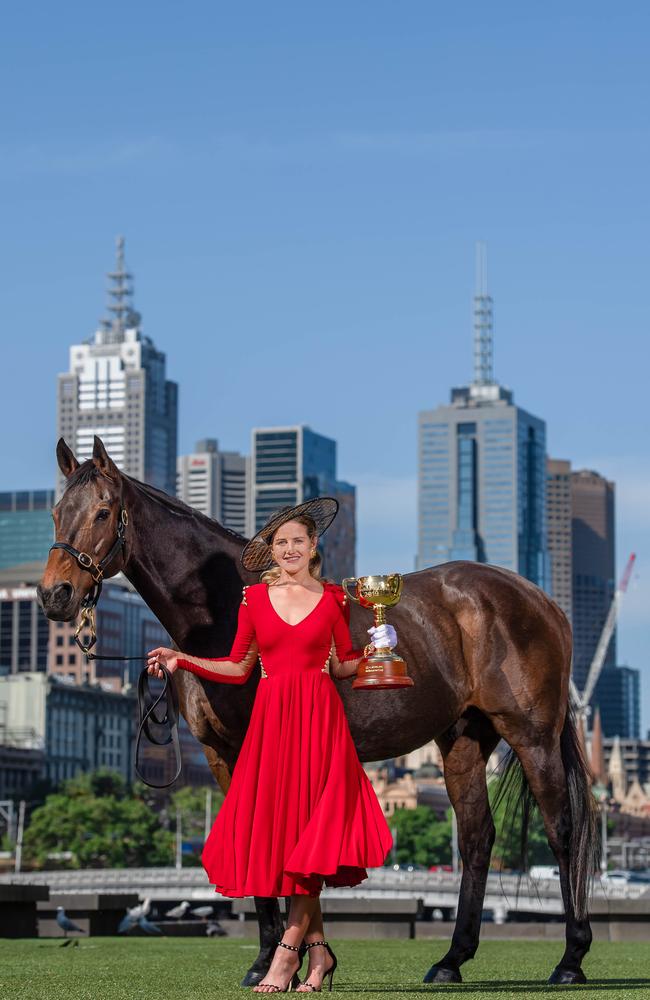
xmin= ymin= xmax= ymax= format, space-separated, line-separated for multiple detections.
xmin=570 ymin=552 xmax=637 ymax=720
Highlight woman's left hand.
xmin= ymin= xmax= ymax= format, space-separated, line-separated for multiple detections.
xmin=367 ymin=624 xmax=398 ymax=650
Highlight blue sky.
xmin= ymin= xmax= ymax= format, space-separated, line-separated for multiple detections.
xmin=1 ymin=3 xmax=648 ymax=729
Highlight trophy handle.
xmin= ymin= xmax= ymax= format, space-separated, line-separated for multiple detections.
xmin=342 ymin=578 xmax=360 ymax=604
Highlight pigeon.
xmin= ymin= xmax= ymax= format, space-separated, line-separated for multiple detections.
xmin=190 ymin=905 xmax=213 ymax=920
xmin=117 ymin=911 xmax=138 ymax=934
xmin=128 ymin=897 xmax=152 ymax=920
xmin=206 ymin=920 xmax=227 ymax=937
xmin=118 ymin=898 xmax=152 ymax=933
xmin=56 ymin=906 xmax=84 ymax=945
xmin=165 ymin=900 xmax=190 ymax=920
xmin=138 ymin=914 xmax=163 ymax=935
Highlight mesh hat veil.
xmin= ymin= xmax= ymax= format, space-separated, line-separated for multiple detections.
xmin=241 ymin=497 xmax=339 ymax=572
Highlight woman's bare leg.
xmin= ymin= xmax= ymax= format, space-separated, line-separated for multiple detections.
xmin=253 ymin=894 xmax=319 ymax=993
xmin=296 ymin=900 xmax=334 ymax=992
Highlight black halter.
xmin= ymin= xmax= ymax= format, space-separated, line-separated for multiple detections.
xmin=49 ymin=507 xmax=129 ymax=653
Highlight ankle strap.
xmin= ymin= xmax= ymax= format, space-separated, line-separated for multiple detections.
xmin=277 ymin=940 xmax=301 ymax=952
xmin=305 ymin=939 xmax=328 ymax=949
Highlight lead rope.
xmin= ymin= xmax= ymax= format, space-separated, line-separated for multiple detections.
xmin=134 ymin=665 xmax=182 ymax=789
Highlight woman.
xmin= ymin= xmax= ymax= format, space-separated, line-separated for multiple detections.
xmin=147 ymin=497 xmax=396 ymax=992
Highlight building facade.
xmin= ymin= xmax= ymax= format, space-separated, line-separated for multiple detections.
xmin=250 ymin=426 xmax=356 ymax=581
xmin=417 ymin=248 xmax=549 ymax=588
xmin=176 ymin=438 xmax=249 ymax=535
xmin=0 ymin=564 xmax=50 ymax=675
xmin=602 ymin=736 xmax=650 ymax=794
xmin=0 ymin=491 xmax=55 ymax=571
xmin=571 ymin=469 xmax=616 ymax=692
xmin=546 ymin=458 xmax=573 ymax=622
xmin=0 ymin=672 xmax=136 ymax=787
xmin=593 ymin=666 xmax=641 ymax=740
xmin=56 ymin=237 xmax=178 ymax=498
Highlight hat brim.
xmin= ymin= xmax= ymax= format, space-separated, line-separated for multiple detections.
xmin=241 ymin=496 xmax=339 ymax=572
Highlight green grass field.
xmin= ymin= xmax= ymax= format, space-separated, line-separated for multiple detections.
xmin=1 ymin=938 xmax=649 ymax=1000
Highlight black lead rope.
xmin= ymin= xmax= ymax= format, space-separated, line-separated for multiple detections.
xmin=79 ymin=650 xmax=183 ymax=789
xmin=134 ymin=665 xmax=182 ymax=789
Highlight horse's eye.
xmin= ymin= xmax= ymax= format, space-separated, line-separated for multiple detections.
xmin=95 ymin=509 xmax=110 ymax=522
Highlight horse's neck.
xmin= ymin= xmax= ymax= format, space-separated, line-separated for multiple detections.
xmin=120 ymin=477 xmax=247 ymax=650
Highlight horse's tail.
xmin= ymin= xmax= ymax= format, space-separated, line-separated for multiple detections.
xmin=560 ymin=710 xmax=600 ymax=920
xmin=493 ymin=710 xmax=599 ymax=921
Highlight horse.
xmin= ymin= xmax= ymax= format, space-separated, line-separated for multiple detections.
xmin=38 ymin=436 xmax=599 ymax=986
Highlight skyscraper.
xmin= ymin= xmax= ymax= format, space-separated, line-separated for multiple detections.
xmin=570 ymin=469 xmax=616 ymax=691
xmin=417 ymin=246 xmax=549 ymax=589
xmin=546 ymin=458 xmax=573 ymax=622
xmin=56 ymin=237 xmax=178 ymax=497
xmin=250 ymin=426 xmax=356 ymax=581
xmin=0 ymin=490 xmax=55 ymax=570
xmin=176 ymin=438 xmax=250 ymax=536
xmin=593 ymin=665 xmax=640 ymax=739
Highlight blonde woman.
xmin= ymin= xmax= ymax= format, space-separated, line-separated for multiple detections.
xmin=148 ymin=498 xmax=395 ymax=992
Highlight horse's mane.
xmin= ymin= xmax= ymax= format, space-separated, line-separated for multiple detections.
xmin=64 ymin=460 xmax=248 ymax=544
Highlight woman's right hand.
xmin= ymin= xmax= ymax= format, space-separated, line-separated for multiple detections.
xmin=147 ymin=647 xmax=179 ymax=679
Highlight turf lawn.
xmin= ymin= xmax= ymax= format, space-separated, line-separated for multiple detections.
xmin=1 ymin=938 xmax=649 ymax=1000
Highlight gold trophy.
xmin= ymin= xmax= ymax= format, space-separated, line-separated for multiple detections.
xmin=341 ymin=574 xmax=414 ymax=690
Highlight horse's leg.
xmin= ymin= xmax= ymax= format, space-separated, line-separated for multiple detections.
xmin=510 ymin=724 xmax=595 ymax=986
xmin=239 ymin=897 xmax=286 ymax=987
xmin=424 ymin=709 xmax=498 ymax=984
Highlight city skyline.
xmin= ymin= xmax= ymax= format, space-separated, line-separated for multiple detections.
xmin=1 ymin=4 xmax=647 ymax=730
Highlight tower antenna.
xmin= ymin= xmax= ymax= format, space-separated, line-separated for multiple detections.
xmin=473 ymin=241 xmax=494 ymax=385
xmin=101 ymin=236 xmax=138 ymax=341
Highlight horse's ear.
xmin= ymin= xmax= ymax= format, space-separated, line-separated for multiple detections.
xmin=56 ymin=438 xmax=80 ymax=478
xmin=92 ymin=436 xmax=120 ymax=481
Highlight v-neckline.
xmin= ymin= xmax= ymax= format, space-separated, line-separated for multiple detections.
xmin=265 ymin=583 xmax=326 ymax=628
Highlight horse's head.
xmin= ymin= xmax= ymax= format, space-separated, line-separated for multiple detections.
xmin=38 ymin=436 xmax=130 ymax=621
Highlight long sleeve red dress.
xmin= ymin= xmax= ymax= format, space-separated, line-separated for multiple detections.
xmin=176 ymin=581 xmax=393 ymax=898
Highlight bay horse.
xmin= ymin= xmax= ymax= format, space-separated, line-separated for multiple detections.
xmin=38 ymin=437 xmax=599 ymax=986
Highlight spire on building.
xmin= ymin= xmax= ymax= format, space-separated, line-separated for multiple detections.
xmin=608 ymin=734 xmax=626 ymax=803
xmin=450 ymin=242 xmax=512 ymax=407
xmin=472 ymin=241 xmax=494 ymax=387
xmin=100 ymin=236 xmax=141 ymax=343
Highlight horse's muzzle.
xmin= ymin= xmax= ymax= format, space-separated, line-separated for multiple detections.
xmin=37 ymin=581 xmax=77 ymax=621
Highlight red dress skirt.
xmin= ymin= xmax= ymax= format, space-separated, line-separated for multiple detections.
xmin=178 ymin=582 xmax=393 ymax=897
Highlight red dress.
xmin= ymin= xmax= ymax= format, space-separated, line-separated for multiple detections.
xmin=177 ymin=581 xmax=393 ymax=897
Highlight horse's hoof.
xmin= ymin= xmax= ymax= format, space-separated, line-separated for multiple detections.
xmin=548 ymin=966 xmax=587 ymax=985
xmin=423 ymin=965 xmax=462 ymax=984
xmin=241 ymin=968 xmax=267 ymax=987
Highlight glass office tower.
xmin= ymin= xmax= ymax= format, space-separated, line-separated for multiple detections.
xmin=0 ymin=491 xmax=55 ymax=570
xmin=418 ymin=387 xmax=549 ymax=588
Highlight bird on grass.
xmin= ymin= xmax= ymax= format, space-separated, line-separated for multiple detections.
xmin=56 ymin=906 xmax=84 ymax=947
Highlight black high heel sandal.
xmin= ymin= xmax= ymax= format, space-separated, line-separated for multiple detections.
xmin=299 ymin=940 xmax=338 ymax=992
xmin=253 ymin=940 xmax=304 ymax=993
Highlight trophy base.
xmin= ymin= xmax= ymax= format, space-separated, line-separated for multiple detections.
xmin=352 ymin=653 xmax=414 ymax=690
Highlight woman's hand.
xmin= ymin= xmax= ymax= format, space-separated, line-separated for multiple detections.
xmin=367 ymin=624 xmax=398 ymax=651
xmin=146 ymin=647 xmax=179 ymax=679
